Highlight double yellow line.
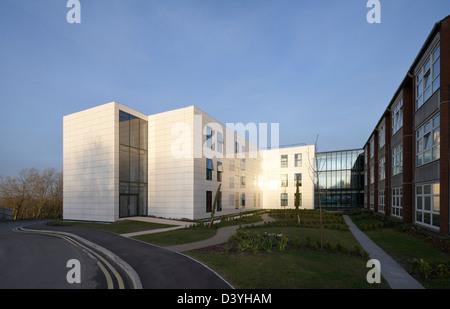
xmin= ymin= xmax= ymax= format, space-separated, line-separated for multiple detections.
xmin=14 ymin=228 xmax=125 ymax=289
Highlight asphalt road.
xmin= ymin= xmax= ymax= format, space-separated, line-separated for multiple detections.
xmin=1 ymin=220 xmax=232 ymax=290
xmin=0 ymin=221 xmax=131 ymax=289
xmin=24 ymin=222 xmax=233 ymax=289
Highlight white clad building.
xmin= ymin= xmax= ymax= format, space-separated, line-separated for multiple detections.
xmin=63 ymin=102 xmax=315 ymax=222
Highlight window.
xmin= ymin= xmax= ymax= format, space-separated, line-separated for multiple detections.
xmin=229 ymin=194 xmax=235 ymax=207
xmin=241 ymin=193 xmax=246 ymax=208
xmin=281 ymin=155 xmax=288 ymax=168
xmin=281 ymin=174 xmax=288 ymax=187
xmin=392 ymin=187 xmax=403 ymax=218
xmin=379 ymin=156 xmax=385 ymax=181
xmin=392 ymin=143 xmax=403 ymax=175
xmin=217 ymin=191 xmax=222 ymax=212
xmin=235 ymin=142 xmax=239 ymax=154
xmin=217 ymin=162 xmax=223 ymax=182
xmin=206 ymin=191 xmax=212 ymax=213
xmin=416 ymin=44 xmax=440 ymax=109
xmin=392 ymin=99 xmax=403 ymax=134
xmin=416 ymin=114 xmax=440 ymax=166
xmin=415 ymin=183 xmax=440 ymax=228
xmin=119 ymin=110 xmax=148 ymax=217
xmin=217 ymin=132 xmax=223 ymax=154
xmin=370 ymin=139 xmax=374 ymax=158
xmin=294 ymin=153 xmax=302 ymax=167
xmin=370 ymin=165 xmax=374 ymax=184
xmin=206 ymin=159 xmax=213 ymax=180
xmin=378 ymin=190 xmax=385 ymax=213
xmin=235 ymin=193 xmax=239 ymax=209
xmin=240 ymin=173 xmax=246 ymax=188
xmin=294 ymin=173 xmax=302 ymax=187
xmin=370 ymin=192 xmax=374 ymax=209
xmin=379 ymin=124 xmax=385 ymax=148
xmin=280 ymin=193 xmax=288 ymax=207
xmin=240 ymin=159 xmax=246 ymax=171
xmin=229 ymin=177 xmax=234 ymax=188
xmin=206 ymin=126 xmax=213 ymax=150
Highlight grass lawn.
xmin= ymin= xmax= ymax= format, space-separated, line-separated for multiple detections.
xmin=364 ymin=228 xmax=450 ymax=289
xmin=346 ymin=210 xmax=450 ymax=289
xmin=187 ymin=225 xmax=390 ymax=289
xmin=243 ymin=226 xmax=359 ymax=248
xmin=47 ymin=219 xmax=176 ymax=234
xmin=132 ymin=228 xmax=217 ymax=246
xmin=214 ymin=214 xmax=263 ymax=228
xmin=186 ymin=227 xmax=389 ymax=289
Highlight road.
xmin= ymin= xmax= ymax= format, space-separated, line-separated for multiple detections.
xmin=0 ymin=220 xmax=132 ymax=289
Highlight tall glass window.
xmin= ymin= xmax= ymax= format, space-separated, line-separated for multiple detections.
xmin=280 ymin=193 xmax=288 ymax=207
xmin=281 ymin=155 xmax=288 ymax=168
xmin=294 ymin=173 xmax=302 ymax=186
xmin=392 ymin=187 xmax=403 ymax=218
xmin=416 ymin=114 xmax=440 ymax=166
xmin=392 ymin=99 xmax=403 ymax=135
xmin=314 ymin=150 xmax=364 ymax=209
xmin=415 ymin=183 xmax=439 ymax=229
xmin=379 ymin=124 xmax=385 ymax=148
xmin=119 ymin=110 xmax=148 ymax=218
xmin=378 ymin=190 xmax=385 ymax=213
xmin=392 ymin=143 xmax=403 ymax=175
xmin=416 ymin=44 xmax=440 ymax=109
xmin=379 ymin=156 xmax=385 ymax=181
xmin=294 ymin=153 xmax=302 ymax=167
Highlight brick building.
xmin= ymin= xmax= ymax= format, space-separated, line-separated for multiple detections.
xmin=364 ymin=15 xmax=450 ymax=235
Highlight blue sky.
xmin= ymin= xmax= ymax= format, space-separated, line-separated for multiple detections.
xmin=0 ymin=0 xmax=449 ymax=176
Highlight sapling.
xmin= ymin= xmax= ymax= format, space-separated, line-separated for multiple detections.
xmin=209 ymin=184 xmax=222 ymax=228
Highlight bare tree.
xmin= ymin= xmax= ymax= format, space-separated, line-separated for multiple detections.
xmin=306 ymin=135 xmax=326 ymax=249
xmin=32 ymin=168 xmax=57 ymax=219
xmin=0 ymin=168 xmax=63 ymax=220
xmin=0 ymin=168 xmax=38 ymax=220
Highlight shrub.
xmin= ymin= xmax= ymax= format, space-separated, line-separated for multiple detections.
xmin=410 ymin=258 xmax=433 ymax=279
xmin=294 ymin=237 xmax=301 ymax=248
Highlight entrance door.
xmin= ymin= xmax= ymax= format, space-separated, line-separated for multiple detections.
xmin=120 ymin=195 xmax=129 ymax=218
xmin=129 ymin=195 xmax=138 ymax=217
xmin=119 ymin=195 xmax=139 ymax=218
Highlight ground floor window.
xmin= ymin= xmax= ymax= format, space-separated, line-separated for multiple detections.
xmin=378 ymin=190 xmax=385 ymax=213
xmin=281 ymin=193 xmax=288 ymax=207
xmin=217 ymin=191 xmax=222 ymax=212
xmin=206 ymin=191 xmax=212 ymax=213
xmin=392 ymin=187 xmax=403 ymax=218
xmin=370 ymin=192 xmax=374 ymax=210
xmin=241 ymin=193 xmax=246 ymax=208
xmin=415 ymin=183 xmax=440 ymax=229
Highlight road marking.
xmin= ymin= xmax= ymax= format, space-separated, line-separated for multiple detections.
xmin=13 ymin=228 xmax=125 ymax=289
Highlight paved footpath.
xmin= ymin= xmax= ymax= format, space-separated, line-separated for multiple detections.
xmin=166 ymin=213 xmax=275 ymax=252
xmin=343 ymin=215 xmax=424 ymax=289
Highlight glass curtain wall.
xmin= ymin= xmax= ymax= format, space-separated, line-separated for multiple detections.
xmin=119 ymin=110 xmax=148 ymax=217
xmin=314 ymin=150 xmax=364 ymax=209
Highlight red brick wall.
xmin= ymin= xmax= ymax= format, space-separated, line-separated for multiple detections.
xmin=402 ymin=80 xmax=414 ymax=223
xmin=439 ymin=17 xmax=450 ymax=235
xmin=384 ymin=113 xmax=391 ymax=217
xmin=374 ymin=132 xmax=379 ymax=213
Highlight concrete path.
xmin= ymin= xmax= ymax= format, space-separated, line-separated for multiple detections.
xmin=120 ymin=217 xmax=192 ymax=238
xmin=343 ymin=215 xmax=425 ymax=289
xmin=166 ymin=213 xmax=275 ymax=252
